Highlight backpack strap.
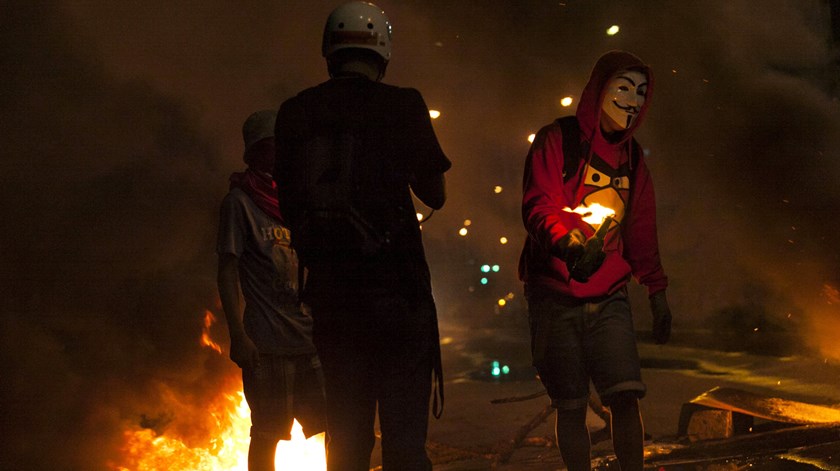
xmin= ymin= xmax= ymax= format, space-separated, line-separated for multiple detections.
xmin=629 ymin=138 xmax=641 ymax=175
xmin=624 ymin=138 xmax=642 ymax=217
xmin=555 ymin=116 xmax=585 ymax=184
xmin=556 ymin=116 xmax=641 ymax=186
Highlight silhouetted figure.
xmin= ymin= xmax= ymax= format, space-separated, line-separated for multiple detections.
xmin=273 ymin=3 xmax=450 ymax=470
xmin=217 ymin=110 xmax=326 ymax=471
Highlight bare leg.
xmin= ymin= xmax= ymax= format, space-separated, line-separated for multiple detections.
xmin=555 ymin=407 xmax=591 ymax=471
xmin=609 ymin=394 xmax=644 ymax=471
xmin=248 ymin=437 xmax=278 ymax=471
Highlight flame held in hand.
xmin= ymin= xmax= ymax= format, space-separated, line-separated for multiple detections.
xmin=563 ymin=203 xmax=616 ymax=228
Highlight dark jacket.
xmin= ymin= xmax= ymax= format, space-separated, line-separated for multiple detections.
xmin=275 ymin=76 xmax=451 ymax=301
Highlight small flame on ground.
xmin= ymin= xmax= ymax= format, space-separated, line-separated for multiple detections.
xmin=201 ymin=310 xmax=222 ymax=354
xmin=275 ymin=420 xmax=327 ymax=470
xmin=564 ymin=203 xmax=616 ymax=227
xmin=560 ymin=96 xmax=574 ymax=107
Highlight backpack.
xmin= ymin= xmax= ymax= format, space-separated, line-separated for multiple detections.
xmin=555 ymin=116 xmax=640 ymax=184
xmin=292 ymin=128 xmax=391 ymax=269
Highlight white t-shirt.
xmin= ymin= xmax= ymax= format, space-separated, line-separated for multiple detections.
xmin=217 ymin=188 xmax=315 ymax=355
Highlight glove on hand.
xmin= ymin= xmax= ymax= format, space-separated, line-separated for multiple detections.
xmin=568 ymin=235 xmax=606 ymax=283
xmin=650 ymin=290 xmax=672 ymax=344
xmin=552 ymin=228 xmax=585 ymax=269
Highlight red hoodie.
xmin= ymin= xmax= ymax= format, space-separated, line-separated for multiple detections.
xmin=519 ymin=51 xmax=668 ymax=299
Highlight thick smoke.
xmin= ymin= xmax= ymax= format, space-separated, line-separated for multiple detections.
xmin=1 ymin=3 xmax=236 ymax=469
xmin=622 ymin=1 xmax=840 ymax=354
xmin=1 ymin=0 xmax=839 ymax=469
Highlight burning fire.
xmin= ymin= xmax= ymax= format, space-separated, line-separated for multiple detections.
xmin=824 ymin=284 xmax=840 ymax=305
xmin=564 ymin=203 xmax=615 ymax=227
xmin=112 ymin=310 xmax=326 ymax=470
xmin=115 ymin=390 xmax=325 ymax=470
xmin=798 ymin=283 xmax=840 ymax=362
xmin=201 ymin=310 xmax=222 ymax=354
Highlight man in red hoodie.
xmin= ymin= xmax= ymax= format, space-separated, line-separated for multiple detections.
xmin=519 ymin=51 xmax=672 ymax=471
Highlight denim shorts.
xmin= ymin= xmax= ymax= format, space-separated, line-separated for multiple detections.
xmin=528 ymin=288 xmax=645 ymax=410
xmin=242 ymin=353 xmax=326 ymax=441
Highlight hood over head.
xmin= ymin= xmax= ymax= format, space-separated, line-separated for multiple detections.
xmin=576 ymin=50 xmax=654 ymax=146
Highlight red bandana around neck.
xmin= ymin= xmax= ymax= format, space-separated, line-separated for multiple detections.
xmin=229 ymin=169 xmax=284 ymax=224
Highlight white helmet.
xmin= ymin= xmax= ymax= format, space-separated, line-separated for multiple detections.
xmin=322 ymin=2 xmax=392 ymax=62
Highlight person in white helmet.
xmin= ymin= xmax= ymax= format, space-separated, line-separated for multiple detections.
xmin=273 ymin=2 xmax=450 ymax=470
xmin=217 ymin=110 xmax=326 ymax=471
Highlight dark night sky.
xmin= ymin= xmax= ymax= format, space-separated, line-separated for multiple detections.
xmin=2 ymin=1 xmax=839 ymax=469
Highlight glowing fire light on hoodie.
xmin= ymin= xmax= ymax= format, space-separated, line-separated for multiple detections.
xmin=564 ymin=203 xmax=615 ymax=227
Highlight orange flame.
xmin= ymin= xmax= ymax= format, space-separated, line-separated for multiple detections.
xmin=801 ymin=284 xmax=840 ymax=361
xmin=114 ymin=388 xmax=325 ymax=470
xmin=112 ymin=308 xmax=326 ymax=470
xmin=824 ymin=284 xmax=840 ymax=305
xmin=201 ymin=310 xmax=223 ymax=354
xmin=564 ymin=203 xmax=615 ymax=227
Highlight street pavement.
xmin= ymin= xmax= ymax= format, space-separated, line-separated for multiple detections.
xmin=368 ymin=317 xmax=840 ymax=470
